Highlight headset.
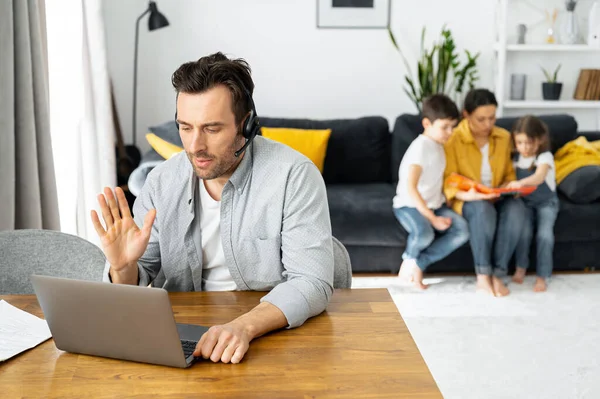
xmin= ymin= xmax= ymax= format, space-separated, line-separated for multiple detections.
xmin=174 ymin=78 xmax=260 ymax=158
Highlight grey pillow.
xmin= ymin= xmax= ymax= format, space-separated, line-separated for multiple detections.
xmin=149 ymin=120 xmax=182 ymax=147
xmin=558 ymin=166 xmax=600 ymax=204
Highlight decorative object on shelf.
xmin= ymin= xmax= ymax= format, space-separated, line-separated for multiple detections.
xmin=517 ymin=24 xmax=527 ymax=44
xmin=510 ymin=74 xmax=527 ymax=100
xmin=560 ymin=0 xmax=580 ymax=44
xmin=132 ymin=1 xmax=169 ymax=151
xmin=545 ymin=8 xmax=558 ymax=43
xmin=574 ymin=69 xmax=600 ymax=100
xmin=387 ymin=25 xmax=480 ymax=112
xmin=541 ymin=64 xmax=563 ymax=100
xmin=588 ymin=1 xmax=600 ymax=47
xmin=317 ymin=0 xmax=390 ymax=29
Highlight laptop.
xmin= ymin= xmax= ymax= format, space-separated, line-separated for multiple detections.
xmin=30 ymin=274 xmax=209 ymax=368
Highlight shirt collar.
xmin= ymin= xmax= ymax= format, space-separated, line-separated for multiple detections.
xmin=457 ymin=118 xmax=503 ymax=144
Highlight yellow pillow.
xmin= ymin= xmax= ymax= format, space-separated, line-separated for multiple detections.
xmin=146 ymin=133 xmax=183 ymax=159
xmin=261 ymin=127 xmax=331 ymax=173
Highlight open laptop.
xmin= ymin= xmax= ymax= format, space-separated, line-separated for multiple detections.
xmin=30 ymin=274 xmax=209 ymax=368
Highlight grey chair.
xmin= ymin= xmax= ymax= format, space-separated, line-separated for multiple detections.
xmin=333 ymin=236 xmax=352 ymax=289
xmin=0 ymin=229 xmax=107 ymax=295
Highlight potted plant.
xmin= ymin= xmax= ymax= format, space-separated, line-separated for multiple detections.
xmin=388 ymin=25 xmax=480 ymax=112
xmin=541 ymin=64 xmax=562 ymax=100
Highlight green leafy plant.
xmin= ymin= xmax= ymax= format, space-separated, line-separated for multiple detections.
xmin=388 ymin=25 xmax=480 ymax=113
xmin=541 ymin=64 xmax=562 ymax=83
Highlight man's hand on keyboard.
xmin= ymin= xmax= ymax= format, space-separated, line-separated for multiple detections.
xmin=194 ymin=320 xmax=250 ymax=364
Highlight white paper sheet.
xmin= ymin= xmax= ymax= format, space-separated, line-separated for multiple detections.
xmin=0 ymin=300 xmax=52 ymax=361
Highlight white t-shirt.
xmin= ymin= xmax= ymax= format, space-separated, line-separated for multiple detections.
xmin=199 ymin=180 xmax=237 ymax=291
xmin=514 ymin=151 xmax=556 ymax=191
xmin=480 ymin=143 xmax=493 ymax=187
xmin=393 ymin=134 xmax=446 ymax=210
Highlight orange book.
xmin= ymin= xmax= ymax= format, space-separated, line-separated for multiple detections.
xmin=446 ymin=173 xmax=537 ymax=196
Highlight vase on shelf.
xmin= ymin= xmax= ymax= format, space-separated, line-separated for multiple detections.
xmin=589 ymin=1 xmax=600 ymax=47
xmin=560 ymin=1 xmax=580 ymax=44
xmin=545 ymin=8 xmax=558 ymax=44
xmin=510 ymin=74 xmax=527 ymax=100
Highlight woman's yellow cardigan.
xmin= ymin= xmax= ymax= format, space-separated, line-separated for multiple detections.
xmin=443 ymin=119 xmax=516 ymax=215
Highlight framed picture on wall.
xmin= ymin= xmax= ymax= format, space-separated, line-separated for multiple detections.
xmin=317 ymin=0 xmax=391 ymax=29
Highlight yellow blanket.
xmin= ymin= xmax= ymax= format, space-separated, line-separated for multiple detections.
xmin=554 ymin=136 xmax=600 ymax=184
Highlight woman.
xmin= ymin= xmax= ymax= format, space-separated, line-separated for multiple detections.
xmin=444 ymin=89 xmax=525 ymax=297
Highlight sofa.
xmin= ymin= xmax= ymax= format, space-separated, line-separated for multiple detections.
xmin=130 ymin=113 xmax=600 ymax=274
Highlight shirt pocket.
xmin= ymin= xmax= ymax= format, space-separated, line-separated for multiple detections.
xmin=239 ymin=236 xmax=284 ymax=288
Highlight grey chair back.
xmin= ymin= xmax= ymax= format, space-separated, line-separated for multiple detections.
xmin=0 ymin=229 xmax=106 ymax=295
xmin=333 ymin=236 xmax=352 ymax=289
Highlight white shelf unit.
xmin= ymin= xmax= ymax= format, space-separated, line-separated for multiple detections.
xmin=504 ymin=100 xmax=600 ymax=108
xmin=494 ymin=43 xmax=600 ymax=52
xmin=494 ymin=0 xmax=600 ymax=129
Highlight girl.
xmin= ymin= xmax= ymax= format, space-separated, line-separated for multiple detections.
xmin=507 ymin=115 xmax=559 ymax=292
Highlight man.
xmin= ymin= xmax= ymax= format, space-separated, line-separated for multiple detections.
xmin=91 ymin=52 xmax=334 ymax=364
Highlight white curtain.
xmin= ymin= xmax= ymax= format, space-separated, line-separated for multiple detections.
xmin=45 ymin=0 xmax=116 ymax=246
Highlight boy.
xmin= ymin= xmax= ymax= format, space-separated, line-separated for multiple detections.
xmin=393 ymin=94 xmax=469 ymax=289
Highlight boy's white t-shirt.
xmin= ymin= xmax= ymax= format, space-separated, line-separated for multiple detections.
xmin=393 ymin=134 xmax=446 ymax=210
xmin=480 ymin=143 xmax=493 ymax=187
xmin=514 ymin=151 xmax=556 ymax=191
xmin=199 ymin=180 xmax=237 ymax=291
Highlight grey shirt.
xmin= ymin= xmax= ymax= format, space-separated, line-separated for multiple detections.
xmin=124 ymin=136 xmax=334 ymax=328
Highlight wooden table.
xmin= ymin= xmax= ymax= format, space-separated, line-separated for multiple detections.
xmin=0 ymin=289 xmax=441 ymax=398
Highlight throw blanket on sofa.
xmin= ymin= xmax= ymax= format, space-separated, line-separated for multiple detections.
xmin=554 ymin=136 xmax=600 ymax=184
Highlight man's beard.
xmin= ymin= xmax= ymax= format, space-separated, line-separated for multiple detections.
xmin=186 ymin=135 xmax=245 ymax=180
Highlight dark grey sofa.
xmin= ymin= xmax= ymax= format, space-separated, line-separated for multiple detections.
xmin=131 ymin=113 xmax=600 ymax=274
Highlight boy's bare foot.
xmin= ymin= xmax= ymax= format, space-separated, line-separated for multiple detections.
xmin=475 ymin=275 xmax=494 ymax=295
xmin=398 ymin=259 xmax=427 ymax=289
xmin=411 ymin=266 xmax=428 ymax=290
xmin=398 ymin=260 xmax=414 ymax=283
xmin=533 ymin=277 xmax=547 ymax=292
xmin=492 ymin=276 xmax=510 ymax=297
xmin=512 ymin=267 xmax=526 ymax=284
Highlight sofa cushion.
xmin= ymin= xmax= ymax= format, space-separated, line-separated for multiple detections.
xmin=390 ymin=114 xmax=423 ymax=184
xmin=555 ymin=194 xmax=600 ymax=242
xmin=149 ymin=120 xmax=182 ymax=147
xmin=260 ymin=127 xmax=331 ymax=173
xmin=259 ymin=116 xmax=391 ymax=184
xmin=326 ymin=183 xmax=404 ymax=247
xmin=495 ymin=114 xmax=578 ymax=154
xmin=557 ymin=166 xmax=600 ymax=204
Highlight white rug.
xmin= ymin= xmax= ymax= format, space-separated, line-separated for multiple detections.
xmin=352 ymin=274 xmax=600 ymax=399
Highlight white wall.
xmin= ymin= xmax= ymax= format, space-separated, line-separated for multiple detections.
xmin=102 ymin=0 xmax=599 ymax=154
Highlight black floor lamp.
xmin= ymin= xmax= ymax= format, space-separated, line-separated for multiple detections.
xmin=132 ymin=1 xmax=169 ymax=151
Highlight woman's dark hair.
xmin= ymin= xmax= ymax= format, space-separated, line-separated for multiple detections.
xmin=512 ymin=114 xmax=551 ymax=156
xmin=463 ymin=88 xmax=498 ymax=114
xmin=171 ymin=52 xmax=253 ymax=125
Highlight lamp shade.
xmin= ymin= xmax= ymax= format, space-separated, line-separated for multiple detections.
xmin=148 ymin=1 xmax=169 ymax=31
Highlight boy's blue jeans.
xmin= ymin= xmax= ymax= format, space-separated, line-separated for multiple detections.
xmin=461 ymin=198 xmax=526 ymax=277
xmin=393 ymin=205 xmax=470 ymax=271
xmin=515 ymin=197 xmax=559 ymax=279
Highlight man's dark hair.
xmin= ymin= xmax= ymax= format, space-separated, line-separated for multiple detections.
xmin=421 ymin=94 xmax=459 ymax=122
xmin=463 ymin=88 xmax=498 ymax=114
xmin=171 ymin=52 xmax=254 ymax=125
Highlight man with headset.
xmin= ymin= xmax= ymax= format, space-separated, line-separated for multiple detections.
xmin=91 ymin=52 xmax=334 ymax=364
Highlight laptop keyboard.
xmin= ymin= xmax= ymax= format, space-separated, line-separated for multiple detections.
xmin=181 ymin=340 xmax=198 ymax=358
